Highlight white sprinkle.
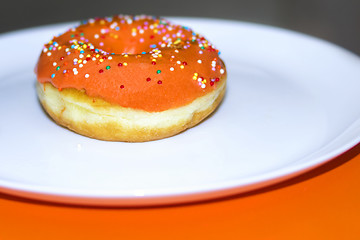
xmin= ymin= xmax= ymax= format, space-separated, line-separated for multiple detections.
xmin=201 ymin=83 xmax=206 ymax=88
xmin=79 ymin=54 xmax=84 ymax=58
xmin=197 ymin=59 xmax=202 ymax=64
xmin=85 ymin=74 xmax=89 ymax=78
xmin=170 ymin=67 xmax=174 ymax=71
xmin=79 ymin=64 xmax=83 ymax=68
xmin=52 ymin=62 xmax=57 ymax=66
xmin=83 ymin=60 xmax=87 ymax=64
xmin=108 ymin=56 xmax=112 ymax=60
xmin=220 ymin=69 xmax=225 ymax=74
xmin=94 ymin=34 xmax=99 ymax=39
xmin=176 ymin=60 xmax=181 ymax=64
xmin=199 ymin=50 xmax=203 ymax=54
xmin=73 ymin=68 xmax=77 ymax=72
xmin=92 ymin=57 xmax=96 ymax=61
xmin=43 ymin=48 xmax=48 ymax=53
xmin=74 ymin=71 xmax=78 ymax=75
xmin=47 ymin=52 xmax=52 ymax=56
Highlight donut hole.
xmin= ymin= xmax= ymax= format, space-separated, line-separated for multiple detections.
xmin=82 ymin=24 xmax=191 ymax=55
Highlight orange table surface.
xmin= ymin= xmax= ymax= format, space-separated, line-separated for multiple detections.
xmin=1 ymin=143 xmax=360 ymax=239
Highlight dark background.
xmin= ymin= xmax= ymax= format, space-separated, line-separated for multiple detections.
xmin=1 ymin=0 xmax=360 ymax=55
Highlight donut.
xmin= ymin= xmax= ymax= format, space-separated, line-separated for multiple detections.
xmin=35 ymin=15 xmax=226 ymax=142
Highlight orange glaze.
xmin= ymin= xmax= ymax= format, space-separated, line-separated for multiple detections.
xmin=36 ymin=15 xmax=226 ymax=112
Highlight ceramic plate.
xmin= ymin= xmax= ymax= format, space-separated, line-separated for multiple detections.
xmin=1 ymin=18 xmax=360 ymax=206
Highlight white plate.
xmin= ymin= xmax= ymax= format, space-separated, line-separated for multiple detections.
xmin=1 ymin=18 xmax=360 ymax=206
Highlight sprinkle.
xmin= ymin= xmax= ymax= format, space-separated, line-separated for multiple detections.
xmin=118 ymin=63 xmax=123 ymax=67
xmin=197 ymin=59 xmax=202 ymax=64
xmin=53 ymin=62 xmax=57 ymax=66
xmin=180 ymin=65 xmax=184 ymax=69
xmin=120 ymin=85 xmax=124 ymax=89
xmin=47 ymin=52 xmax=52 ymax=56
xmin=157 ymin=80 xmax=162 ymax=84
xmin=51 ymin=74 xmax=55 ymax=78
xmin=123 ymin=62 xmax=128 ymax=66
xmin=79 ymin=64 xmax=83 ymax=68
xmin=106 ymin=66 xmax=111 ymax=70
xmin=85 ymin=74 xmax=90 ymax=78
xmin=170 ymin=67 xmax=174 ymax=71
xmin=56 ymin=66 xmax=60 ymax=71
xmin=156 ymin=70 xmax=161 ymax=74
xmin=99 ymin=69 xmax=104 ymax=73
xmin=146 ymin=77 xmax=151 ymax=82
xmin=220 ymin=69 xmax=225 ymax=74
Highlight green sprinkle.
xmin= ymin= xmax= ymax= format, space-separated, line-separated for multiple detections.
xmin=56 ymin=66 xmax=60 ymax=71
xmin=106 ymin=66 xmax=111 ymax=70
xmin=156 ymin=70 xmax=161 ymax=74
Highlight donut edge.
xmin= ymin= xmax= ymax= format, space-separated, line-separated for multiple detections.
xmin=36 ymin=79 xmax=226 ymax=142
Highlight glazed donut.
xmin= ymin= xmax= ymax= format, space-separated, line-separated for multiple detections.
xmin=35 ymin=15 xmax=226 ymax=142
